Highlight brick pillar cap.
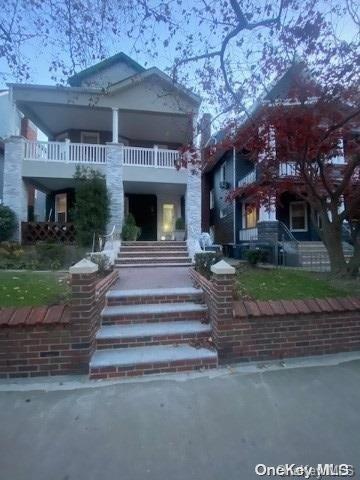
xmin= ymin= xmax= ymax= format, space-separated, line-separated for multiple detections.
xmin=69 ymin=258 xmax=98 ymax=274
xmin=211 ymin=260 xmax=236 ymax=275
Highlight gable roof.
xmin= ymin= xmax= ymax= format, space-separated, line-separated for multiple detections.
xmin=107 ymin=66 xmax=202 ymax=105
xmin=68 ymin=52 xmax=145 ymax=87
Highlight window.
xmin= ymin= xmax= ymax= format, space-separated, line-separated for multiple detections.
xmin=162 ymin=204 xmax=175 ymax=233
xmin=55 ymin=193 xmax=67 ymax=223
xmin=290 ymin=201 xmax=308 ymax=232
xmin=220 ymin=163 xmax=226 ymax=182
xmin=245 ymin=204 xmax=258 ymax=229
xmin=209 ymin=189 xmax=214 ymax=210
xmin=80 ymin=131 xmax=100 ymax=144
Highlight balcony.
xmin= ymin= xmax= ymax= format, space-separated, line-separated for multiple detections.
xmin=23 ymin=140 xmax=180 ymax=169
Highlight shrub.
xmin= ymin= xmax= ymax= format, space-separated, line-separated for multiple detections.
xmin=195 ymin=251 xmax=222 ymax=279
xmin=88 ymin=252 xmax=112 ymax=274
xmin=0 ymin=205 xmax=17 ymax=241
xmin=245 ymin=248 xmax=268 ymax=266
xmin=73 ymin=166 xmax=110 ymax=247
xmin=175 ymin=217 xmax=185 ymax=230
xmin=122 ymin=214 xmax=141 ymax=241
xmin=35 ymin=243 xmax=66 ymax=270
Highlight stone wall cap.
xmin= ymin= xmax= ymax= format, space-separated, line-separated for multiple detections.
xmin=69 ymin=258 xmax=98 ymax=274
xmin=211 ymin=260 xmax=236 ymax=275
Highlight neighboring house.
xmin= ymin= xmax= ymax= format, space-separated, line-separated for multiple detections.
xmin=202 ymin=63 xmax=351 ymax=265
xmin=3 ymin=52 xmax=202 ymax=252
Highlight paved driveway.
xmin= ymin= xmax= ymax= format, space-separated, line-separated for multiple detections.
xmin=0 ymin=354 xmax=359 ymax=480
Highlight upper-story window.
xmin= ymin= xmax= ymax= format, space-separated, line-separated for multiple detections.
xmin=220 ymin=163 xmax=226 ymax=182
xmin=209 ymin=189 xmax=214 ymax=210
xmin=80 ymin=131 xmax=100 ymax=144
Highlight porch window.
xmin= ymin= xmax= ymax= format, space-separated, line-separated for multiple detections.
xmin=80 ymin=131 xmax=100 ymax=144
xmin=55 ymin=193 xmax=67 ymax=223
xmin=220 ymin=164 xmax=226 ymax=182
xmin=245 ymin=204 xmax=258 ymax=229
xmin=290 ymin=201 xmax=308 ymax=232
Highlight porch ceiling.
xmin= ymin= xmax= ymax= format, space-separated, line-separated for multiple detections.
xmin=16 ymin=101 xmax=192 ymax=144
xmin=124 ymin=181 xmax=186 ymax=195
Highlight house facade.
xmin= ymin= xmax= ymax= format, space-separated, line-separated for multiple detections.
xmin=202 ymin=64 xmax=351 ymax=265
xmin=3 ymin=53 xmax=202 ymax=253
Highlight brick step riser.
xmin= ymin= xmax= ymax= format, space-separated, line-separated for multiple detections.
xmin=102 ymin=311 xmax=208 ymax=325
xmin=107 ymin=294 xmax=204 ymax=306
xmin=120 ymin=246 xmax=188 ymax=251
xmin=96 ymin=331 xmax=210 ymax=350
xmin=89 ymin=357 xmax=217 ymax=380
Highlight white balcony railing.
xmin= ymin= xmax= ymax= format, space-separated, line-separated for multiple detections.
xmin=123 ymin=146 xmax=179 ymax=168
xmin=239 ymin=227 xmax=258 ymax=242
xmin=23 ymin=140 xmax=180 ymax=168
xmin=238 ymin=169 xmax=257 ymax=187
xmin=24 ymin=140 xmax=107 ymax=164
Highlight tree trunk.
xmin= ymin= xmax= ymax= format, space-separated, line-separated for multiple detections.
xmin=322 ymin=222 xmax=349 ymax=277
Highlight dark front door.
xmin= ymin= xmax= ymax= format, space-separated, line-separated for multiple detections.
xmin=127 ymin=194 xmax=157 ymax=241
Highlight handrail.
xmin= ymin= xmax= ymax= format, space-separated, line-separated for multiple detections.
xmin=278 ymin=221 xmax=299 ymax=244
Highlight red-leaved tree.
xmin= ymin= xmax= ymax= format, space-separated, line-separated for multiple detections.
xmin=212 ymin=77 xmax=360 ymax=276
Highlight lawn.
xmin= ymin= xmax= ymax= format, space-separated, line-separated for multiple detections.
xmin=0 ymin=271 xmax=70 ymax=307
xmin=236 ymin=266 xmax=359 ymax=301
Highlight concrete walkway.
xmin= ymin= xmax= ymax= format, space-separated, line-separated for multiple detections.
xmin=112 ymin=266 xmax=193 ymax=290
xmin=0 ymin=353 xmax=359 ymax=480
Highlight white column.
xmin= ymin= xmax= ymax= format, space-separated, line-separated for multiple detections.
xmin=333 ymin=138 xmax=345 ymax=164
xmin=259 ymin=196 xmax=277 ymax=221
xmin=3 ymin=136 xmax=28 ymax=242
xmin=112 ymin=108 xmax=119 ymax=143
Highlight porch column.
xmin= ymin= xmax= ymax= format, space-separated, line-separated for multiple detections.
xmin=3 ymin=136 xmax=28 ymax=242
xmin=186 ymin=165 xmax=202 ymax=258
xmin=106 ymin=142 xmax=124 ymax=235
xmin=257 ymin=195 xmax=279 ymax=259
xmin=112 ymin=108 xmax=119 ymax=143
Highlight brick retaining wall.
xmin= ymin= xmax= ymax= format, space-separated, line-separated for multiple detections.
xmin=190 ymin=267 xmax=360 ymax=364
xmin=0 ymin=270 xmax=118 ymax=378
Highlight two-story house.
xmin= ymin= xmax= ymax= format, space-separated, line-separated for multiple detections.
xmin=202 ymin=63 xmax=353 ymax=267
xmin=3 ymin=52 xmax=203 ymax=255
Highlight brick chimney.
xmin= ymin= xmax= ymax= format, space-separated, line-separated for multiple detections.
xmin=21 ymin=118 xmax=37 ymax=141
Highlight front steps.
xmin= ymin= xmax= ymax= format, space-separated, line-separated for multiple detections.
xmin=297 ymin=241 xmax=353 ymax=269
xmin=89 ymin=286 xmax=217 ymax=379
xmin=115 ymin=241 xmax=192 ymax=268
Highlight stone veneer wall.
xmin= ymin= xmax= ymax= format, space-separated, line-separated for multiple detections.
xmin=106 ymin=143 xmax=124 ymax=234
xmin=3 ymin=137 xmax=28 ymax=241
xmin=0 ymin=269 xmax=118 ymax=378
xmin=186 ymin=168 xmax=202 ymax=258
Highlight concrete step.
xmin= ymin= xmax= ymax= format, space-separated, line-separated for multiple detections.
xmin=101 ymin=302 xmax=208 ymax=325
xmin=115 ymin=262 xmax=193 ymax=268
xmin=106 ymin=287 xmax=203 ymax=305
xmin=96 ymin=321 xmax=211 ymax=349
xmin=120 ymin=245 xmax=188 ymax=251
xmin=121 ymin=241 xmax=186 ymax=247
xmin=119 ymin=251 xmax=188 ymax=258
xmin=89 ymin=344 xmax=218 ymax=379
xmin=115 ymin=256 xmax=192 ymax=265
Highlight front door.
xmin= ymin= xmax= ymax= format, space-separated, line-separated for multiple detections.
xmin=127 ymin=194 xmax=157 ymax=241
